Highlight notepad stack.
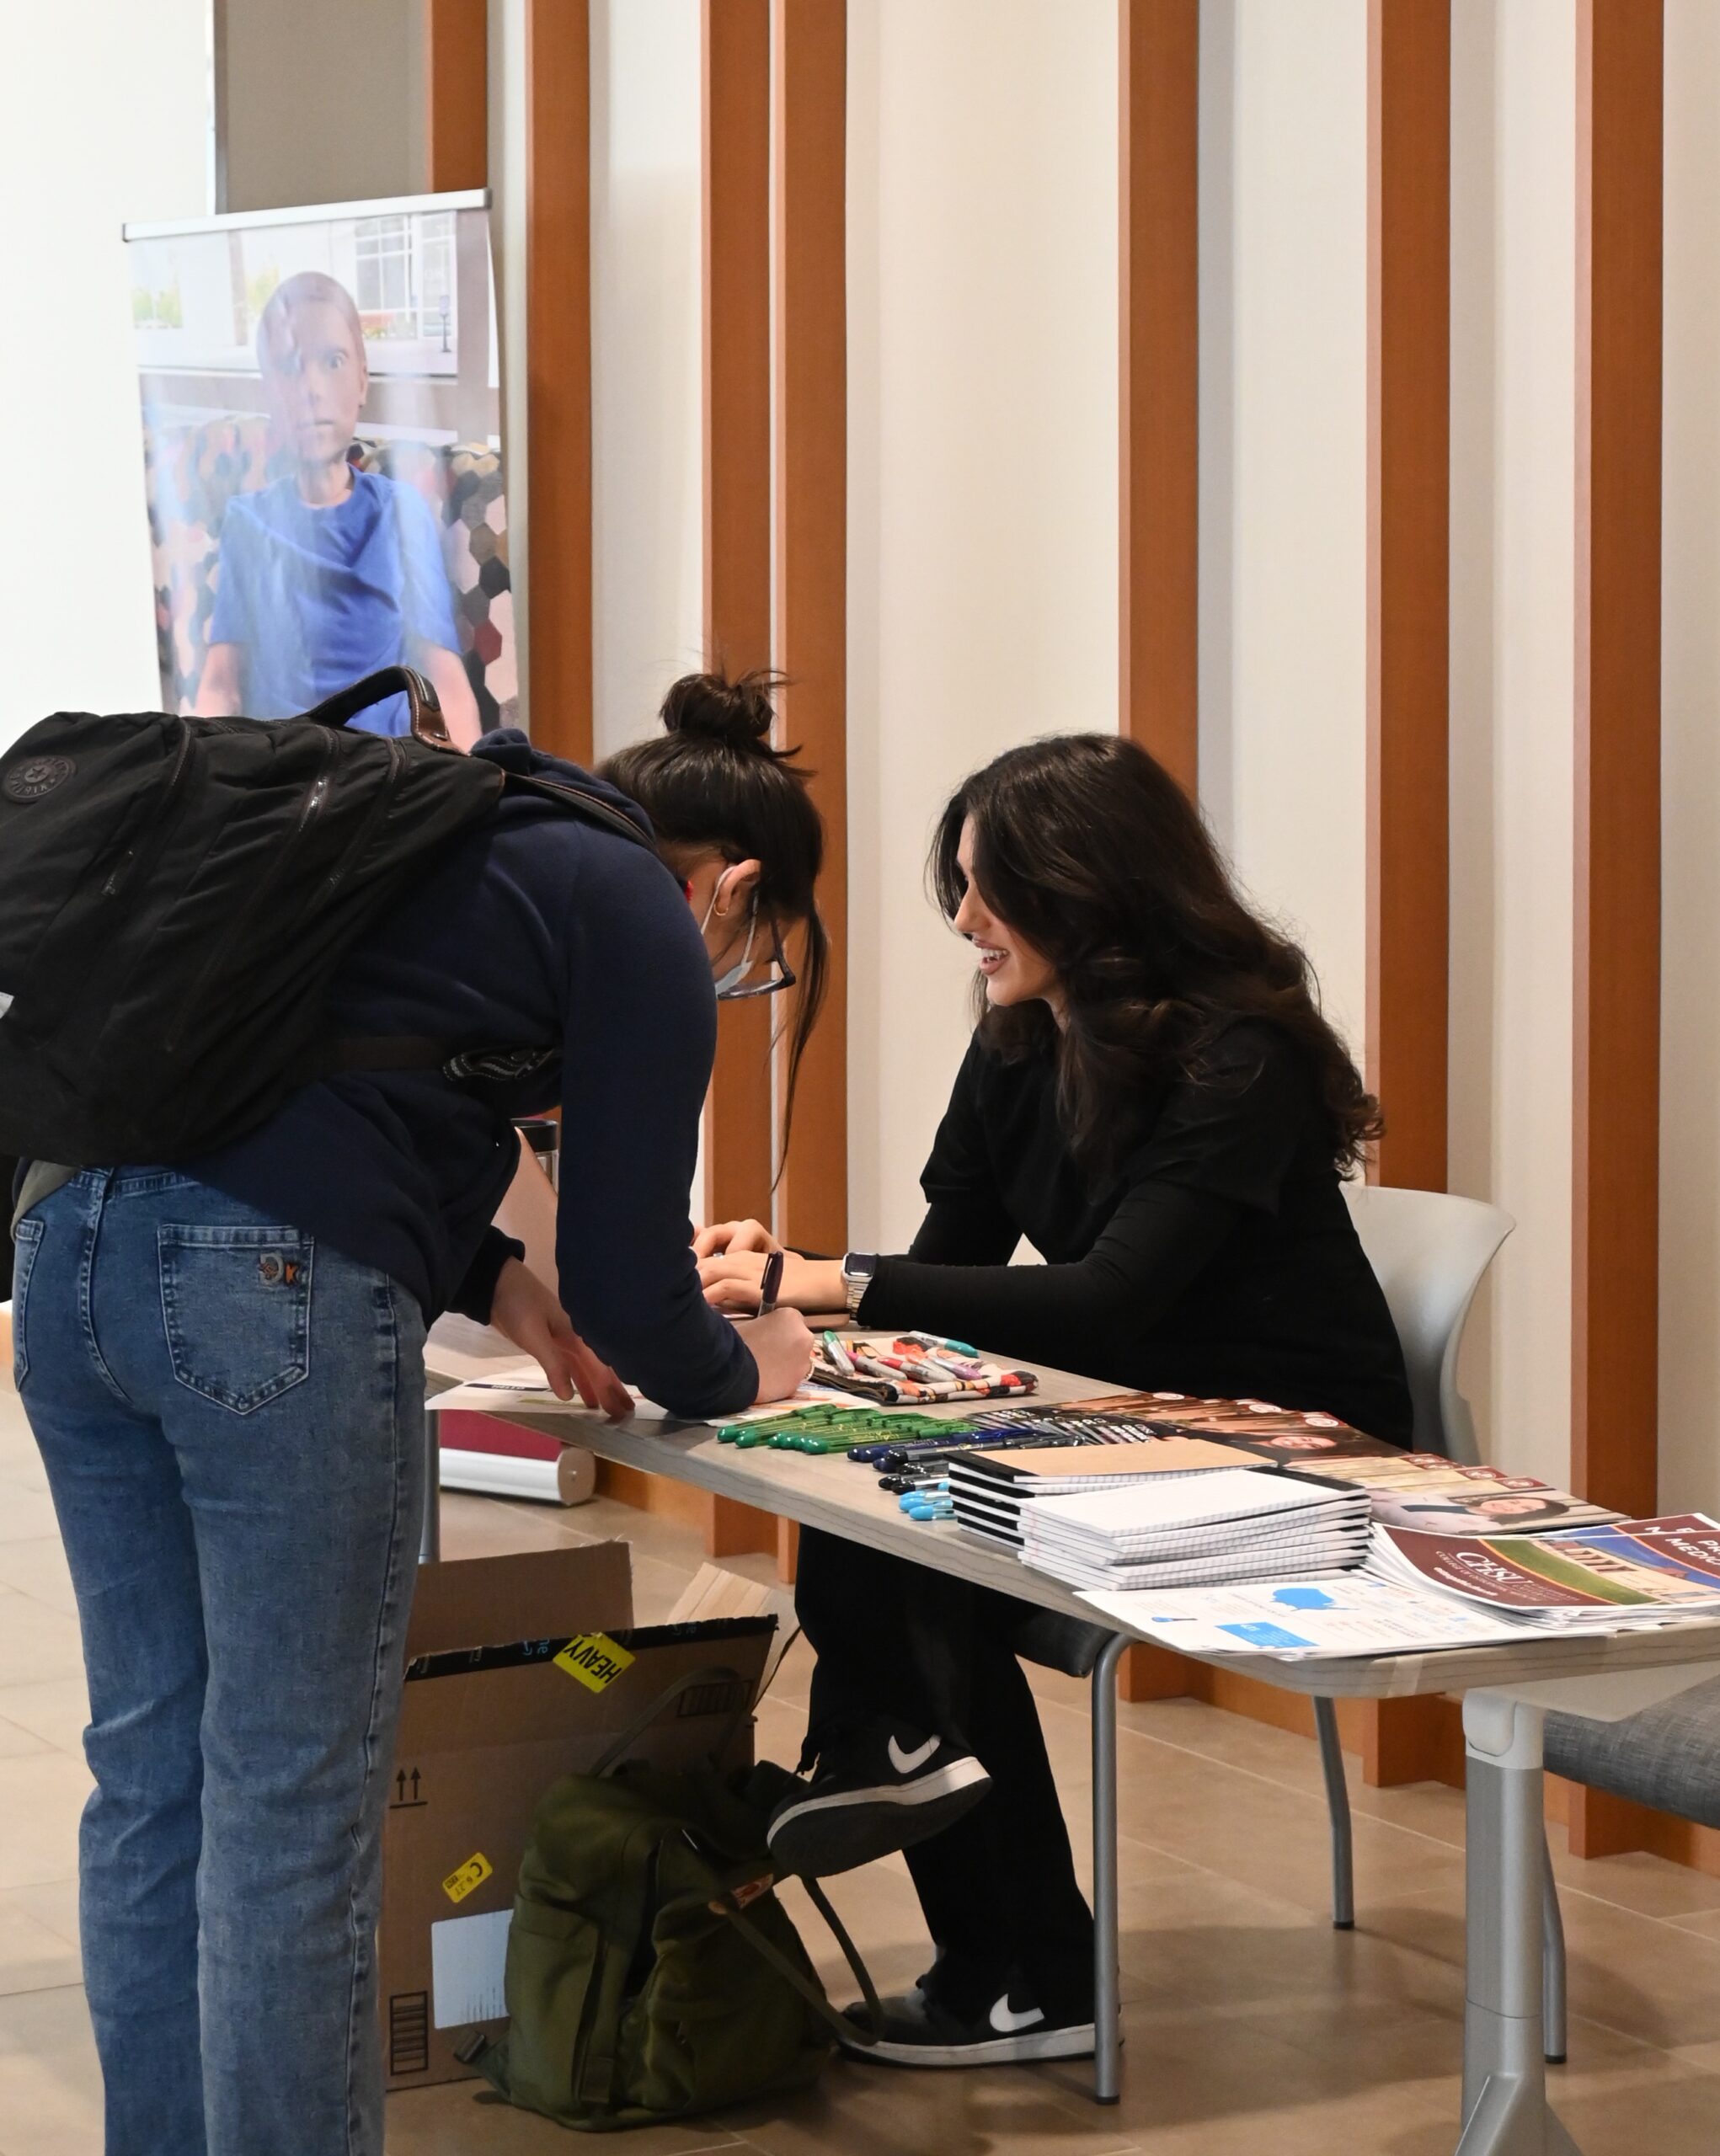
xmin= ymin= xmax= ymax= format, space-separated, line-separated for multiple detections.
xmin=1015 ymin=1469 xmax=1372 ymax=1591
xmin=948 ymin=1439 xmax=1263 ymax=1552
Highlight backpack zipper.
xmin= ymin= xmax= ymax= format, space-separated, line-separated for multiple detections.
xmin=162 ymin=728 xmax=337 ymax=1055
xmin=99 ymin=723 xmax=194 ymax=899
xmin=323 ymin=736 xmax=406 ymax=893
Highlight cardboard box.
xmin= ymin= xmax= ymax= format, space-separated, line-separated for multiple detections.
xmin=380 ymin=1543 xmax=776 ymax=2090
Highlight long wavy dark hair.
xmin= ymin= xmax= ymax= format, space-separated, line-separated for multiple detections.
xmin=601 ymin=671 xmax=828 ymax=1145
xmin=931 ymin=734 xmax=1381 ymax=1178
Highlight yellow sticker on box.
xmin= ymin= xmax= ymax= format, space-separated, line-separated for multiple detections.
xmin=442 ymin=1852 xmax=493 ymax=1904
xmin=553 ymin=1632 xmax=635 ymax=1692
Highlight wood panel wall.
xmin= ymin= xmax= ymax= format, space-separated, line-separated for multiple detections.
xmin=1572 ymin=0 xmax=1663 ymax=1524
xmin=521 ymin=0 xmax=595 ymax=766
xmin=1366 ymin=0 xmax=1450 ymax=1199
xmin=1119 ymin=0 xmax=1199 ymax=794
xmin=771 ymin=0 xmax=849 ymax=1261
xmin=424 ymin=0 xmax=488 ymax=192
xmin=702 ymin=0 xmax=777 ymax=1231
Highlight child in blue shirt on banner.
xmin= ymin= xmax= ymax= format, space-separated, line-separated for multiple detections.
xmin=195 ymin=271 xmax=483 ymax=745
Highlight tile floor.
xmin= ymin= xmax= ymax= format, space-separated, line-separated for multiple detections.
xmin=0 ymin=1383 xmax=1717 ymax=2153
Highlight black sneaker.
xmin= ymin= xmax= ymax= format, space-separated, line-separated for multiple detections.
xmin=839 ymin=1980 xmax=1097 ymax=2068
xmin=766 ymin=1720 xmax=990 ymax=1878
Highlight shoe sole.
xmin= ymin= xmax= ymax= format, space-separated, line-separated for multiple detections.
xmin=767 ymin=1758 xmax=991 ymax=1878
xmin=838 ymin=2021 xmax=1098 ymax=2068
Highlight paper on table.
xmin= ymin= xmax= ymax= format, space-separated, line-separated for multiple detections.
xmin=1077 ymin=1573 xmax=1537 ymax=1659
xmin=430 ymin=1907 xmax=513 ymax=2028
xmin=428 ymin=1368 xmax=622 ymax=1416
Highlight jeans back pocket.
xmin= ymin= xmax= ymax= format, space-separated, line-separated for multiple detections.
xmin=158 ymin=1225 xmax=312 ymax=1415
xmin=9 ymin=1217 xmax=43 ymax=1390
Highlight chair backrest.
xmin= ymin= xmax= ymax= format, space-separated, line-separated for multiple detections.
xmin=1341 ymin=1184 xmax=1514 ymax=1461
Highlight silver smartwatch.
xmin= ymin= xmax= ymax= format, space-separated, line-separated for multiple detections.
xmin=841 ymin=1251 xmax=879 ymax=1315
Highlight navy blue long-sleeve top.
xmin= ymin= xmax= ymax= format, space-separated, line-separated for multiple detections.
xmin=186 ymin=731 xmax=757 ymax=1422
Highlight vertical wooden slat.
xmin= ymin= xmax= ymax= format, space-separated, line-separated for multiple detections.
xmin=1327 ymin=0 xmax=1452 ymax=1785
xmin=772 ymin=0 xmax=848 ymax=1257
xmin=702 ymin=0 xmax=777 ymax=1228
xmin=1119 ymin=0 xmax=1199 ymax=793
xmin=1573 ymin=0 xmax=1663 ymax=1522
xmin=1114 ymin=0 xmax=1202 ymax=1710
xmin=425 ymin=0 xmax=489 ymax=192
xmin=1366 ymin=0 xmax=1450 ymax=1198
xmin=523 ymin=0 xmax=594 ymax=766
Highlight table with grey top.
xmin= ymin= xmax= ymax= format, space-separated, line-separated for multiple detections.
xmin=425 ymin=1316 xmax=1720 ymax=2153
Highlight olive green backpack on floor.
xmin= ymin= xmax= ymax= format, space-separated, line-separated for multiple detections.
xmin=458 ymin=1669 xmax=879 ymax=2132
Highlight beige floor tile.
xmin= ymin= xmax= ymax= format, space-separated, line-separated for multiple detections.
xmin=0 ymin=1489 xmax=66 ymax=1550
xmin=0 ymin=1877 xmax=81 ymax=1951
xmin=0 ymin=1753 xmax=92 ymax=1893
xmin=1381 ymin=1881 xmax=1720 ymax=2056
xmin=387 ymin=2079 xmax=745 ymax=2156
xmin=1557 ymin=1847 xmax=1720 ymax=1925
xmin=0 ymin=1539 xmax=77 ymax=1619
xmin=0 ymin=1889 xmax=83 ymax=1999
xmin=0 ymin=1982 xmax=104 ymax=2154
xmin=1669 ymin=1906 xmax=1720 ymax=1944
xmin=0 ymin=1677 xmax=91 ymax=1759
xmin=0 ymin=1593 xmax=84 ymax=1690
xmin=729 ymin=2058 xmax=1143 ymax=2156
xmin=0 ymin=1717 xmax=53 ymax=1764
xmin=1071 ymin=1726 xmax=1468 ymax=1921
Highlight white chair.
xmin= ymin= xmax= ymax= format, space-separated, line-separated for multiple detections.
xmin=1312 ymin=1184 xmax=1516 ymax=1928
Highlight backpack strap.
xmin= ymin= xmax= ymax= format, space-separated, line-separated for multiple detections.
xmin=700 ymin=1869 xmax=882 ymax=2050
xmin=299 ymin=665 xmax=449 ymax=746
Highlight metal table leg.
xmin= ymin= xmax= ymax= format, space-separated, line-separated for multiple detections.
xmin=1091 ymin=1633 xmax=1129 ymax=2104
xmin=1457 ymin=1691 xmax=1582 ymax=2154
xmin=419 ymin=1409 xmax=441 ymax=1564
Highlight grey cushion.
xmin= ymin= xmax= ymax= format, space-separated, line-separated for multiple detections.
xmin=1543 ymin=1673 xmax=1720 ymax=1828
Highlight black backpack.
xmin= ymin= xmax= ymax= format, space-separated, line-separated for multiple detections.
xmin=0 ymin=668 xmax=656 ymax=1166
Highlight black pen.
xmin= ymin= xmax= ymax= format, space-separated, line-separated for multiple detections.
xmin=756 ymin=1248 xmax=785 ymax=1318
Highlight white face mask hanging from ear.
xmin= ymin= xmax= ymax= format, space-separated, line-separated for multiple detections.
xmin=701 ymin=873 xmax=759 ymax=998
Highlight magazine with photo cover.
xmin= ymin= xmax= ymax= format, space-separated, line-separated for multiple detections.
xmin=1285 ymin=1453 xmax=1620 ymax=1534
xmin=1370 ymin=1513 xmax=1720 ymax=1619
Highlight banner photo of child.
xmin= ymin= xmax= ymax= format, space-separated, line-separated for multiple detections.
xmin=126 ymin=195 xmax=509 ymax=744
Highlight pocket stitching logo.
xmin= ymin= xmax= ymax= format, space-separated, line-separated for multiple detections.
xmin=3 ymin=755 xmax=75 ymax=803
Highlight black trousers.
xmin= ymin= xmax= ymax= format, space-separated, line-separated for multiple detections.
xmin=794 ymin=1529 xmax=1095 ymax=2018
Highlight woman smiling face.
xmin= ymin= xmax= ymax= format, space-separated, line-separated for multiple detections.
xmin=952 ymin=817 xmax=1063 ymax=1017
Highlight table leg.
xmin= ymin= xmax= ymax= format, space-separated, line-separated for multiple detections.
xmin=419 ymin=1409 xmax=441 ymax=1565
xmin=1457 ymin=1691 xmax=1582 ymax=2155
xmin=1091 ymin=1632 xmax=1128 ymax=2105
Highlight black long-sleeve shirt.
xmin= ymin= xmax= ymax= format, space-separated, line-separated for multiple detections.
xmin=859 ymin=1022 xmax=1412 ymax=1444
xmin=186 ymin=732 xmax=756 ymax=1422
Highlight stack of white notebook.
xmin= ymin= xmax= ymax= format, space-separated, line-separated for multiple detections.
xmin=949 ymin=1438 xmax=1262 ymax=1552
xmin=1017 ymin=1469 xmax=1372 ymax=1591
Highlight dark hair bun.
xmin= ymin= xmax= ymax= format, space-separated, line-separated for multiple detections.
xmin=660 ymin=670 xmax=783 ymax=755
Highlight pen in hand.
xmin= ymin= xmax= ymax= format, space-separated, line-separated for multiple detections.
xmin=756 ymin=1248 xmax=785 ymax=1319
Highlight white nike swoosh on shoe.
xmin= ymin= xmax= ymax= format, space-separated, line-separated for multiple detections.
xmin=987 ymin=1997 xmax=1046 ymax=2036
xmin=887 ymin=1734 xmax=941 ymax=1775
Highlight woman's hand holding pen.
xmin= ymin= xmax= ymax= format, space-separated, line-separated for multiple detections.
xmin=697 ymin=1245 xmax=847 ymax=1315
xmin=489 ymin=1257 xmax=633 ymax=1419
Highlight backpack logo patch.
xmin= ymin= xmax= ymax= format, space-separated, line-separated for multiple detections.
xmin=3 ymin=755 xmax=75 ymax=803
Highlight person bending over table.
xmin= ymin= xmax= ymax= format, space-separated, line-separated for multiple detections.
xmin=697 ymin=732 xmax=1413 ymax=2070
xmin=10 ymin=672 xmax=823 ymax=2156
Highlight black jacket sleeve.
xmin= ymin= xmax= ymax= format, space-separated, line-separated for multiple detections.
xmin=859 ymin=1027 xmax=1307 ymax=1369
xmin=551 ymin=841 xmax=758 ymax=1420
xmin=449 ymin=1226 xmax=527 ymax=1324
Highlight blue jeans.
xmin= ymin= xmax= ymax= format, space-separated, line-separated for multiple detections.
xmin=12 ymin=1171 xmax=426 ymax=2156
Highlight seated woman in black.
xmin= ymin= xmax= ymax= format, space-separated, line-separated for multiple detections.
xmin=697 ymin=733 xmax=1411 ymax=2069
